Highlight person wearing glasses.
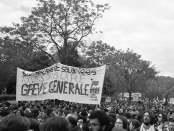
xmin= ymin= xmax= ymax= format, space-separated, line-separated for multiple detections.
xmin=88 ymin=110 xmax=109 ymax=131
xmin=157 ymin=112 xmax=167 ymax=131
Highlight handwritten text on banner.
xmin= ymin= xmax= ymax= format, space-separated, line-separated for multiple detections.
xmin=16 ymin=63 xmax=106 ymax=104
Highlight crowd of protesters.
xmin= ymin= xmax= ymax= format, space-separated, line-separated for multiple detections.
xmin=0 ymin=100 xmax=174 ymax=131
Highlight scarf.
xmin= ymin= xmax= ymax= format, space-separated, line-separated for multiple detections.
xmin=140 ymin=123 xmax=155 ymax=131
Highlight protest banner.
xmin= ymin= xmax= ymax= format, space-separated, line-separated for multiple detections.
xmin=105 ymin=96 xmax=111 ymax=103
xmin=16 ymin=63 xmax=106 ymax=104
xmin=170 ymin=98 xmax=174 ymax=104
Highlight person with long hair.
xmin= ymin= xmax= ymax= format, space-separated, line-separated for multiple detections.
xmin=137 ymin=110 xmax=158 ymax=131
xmin=157 ymin=112 xmax=167 ymax=131
xmin=129 ymin=119 xmax=140 ymax=131
xmin=115 ymin=115 xmax=128 ymax=130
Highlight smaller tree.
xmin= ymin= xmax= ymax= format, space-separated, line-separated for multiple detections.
xmin=157 ymin=76 xmax=174 ymax=104
xmin=105 ymin=49 xmax=158 ymax=103
xmin=143 ymin=79 xmax=159 ymax=103
xmin=144 ymin=76 xmax=174 ymax=105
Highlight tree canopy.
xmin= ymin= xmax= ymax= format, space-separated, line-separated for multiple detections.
xmin=0 ymin=0 xmax=109 ymax=66
xmin=105 ymin=49 xmax=158 ymax=103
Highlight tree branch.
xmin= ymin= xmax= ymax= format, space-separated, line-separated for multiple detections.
xmin=49 ymin=20 xmax=61 ymax=52
xmin=35 ymin=44 xmax=56 ymax=62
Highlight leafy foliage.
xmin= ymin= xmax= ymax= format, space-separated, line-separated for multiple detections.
xmin=0 ymin=0 xmax=109 ymax=66
xmin=0 ymin=36 xmax=51 ymax=93
xmin=105 ymin=49 xmax=158 ymax=102
xmin=144 ymin=76 xmax=174 ymax=103
xmin=0 ymin=0 xmax=109 ymax=93
xmin=102 ymin=75 xmax=115 ymax=96
xmin=80 ymin=41 xmax=117 ymax=96
xmin=81 ymin=40 xmax=116 ymax=67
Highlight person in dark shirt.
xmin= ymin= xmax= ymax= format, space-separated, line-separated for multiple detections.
xmin=0 ymin=114 xmax=30 ymax=131
xmin=41 ymin=116 xmax=70 ymax=131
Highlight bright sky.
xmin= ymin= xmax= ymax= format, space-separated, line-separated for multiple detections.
xmin=0 ymin=0 xmax=174 ymax=77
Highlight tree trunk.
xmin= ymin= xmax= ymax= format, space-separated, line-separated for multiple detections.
xmin=128 ymin=91 xmax=132 ymax=105
xmin=165 ymin=95 xmax=168 ymax=105
xmin=121 ymin=92 xmax=124 ymax=101
xmin=148 ymin=98 xmax=151 ymax=108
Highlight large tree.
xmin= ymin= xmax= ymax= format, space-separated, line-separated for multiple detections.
xmin=105 ymin=49 xmax=158 ymax=103
xmin=0 ymin=36 xmax=50 ymax=93
xmin=0 ymin=0 xmax=109 ymax=66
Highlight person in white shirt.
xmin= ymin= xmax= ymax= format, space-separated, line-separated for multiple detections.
xmin=137 ymin=110 xmax=158 ymax=131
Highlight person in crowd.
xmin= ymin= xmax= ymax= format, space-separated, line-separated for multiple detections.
xmin=157 ymin=112 xmax=167 ymax=131
xmin=80 ymin=110 xmax=88 ymax=118
xmin=31 ymin=109 xmax=39 ymax=119
xmin=129 ymin=119 xmax=140 ymax=131
xmin=112 ymin=126 xmax=127 ymax=131
xmin=163 ymin=121 xmax=169 ymax=131
xmin=43 ymin=108 xmax=53 ymax=117
xmin=15 ymin=109 xmax=25 ymax=116
xmin=168 ymin=117 xmax=174 ymax=131
xmin=53 ymin=108 xmax=65 ymax=116
xmin=29 ymin=118 xmax=40 ymax=131
xmin=115 ymin=115 xmax=128 ymax=130
xmin=88 ymin=110 xmax=109 ymax=131
xmin=80 ymin=123 xmax=89 ymax=131
xmin=170 ymin=111 xmax=174 ymax=118
xmin=124 ymin=112 xmax=132 ymax=130
xmin=137 ymin=110 xmax=158 ymax=131
xmin=66 ymin=113 xmax=80 ymax=131
xmin=124 ymin=112 xmax=132 ymax=120
xmin=107 ymin=115 xmax=115 ymax=131
xmin=0 ymin=114 xmax=30 ymax=131
xmin=40 ymin=116 xmax=70 ymax=131
xmin=109 ymin=113 xmax=116 ymax=125
xmin=0 ymin=108 xmax=10 ymax=122
xmin=77 ymin=116 xmax=87 ymax=126
xmin=119 ymin=109 xmax=125 ymax=115
xmin=38 ymin=114 xmax=50 ymax=125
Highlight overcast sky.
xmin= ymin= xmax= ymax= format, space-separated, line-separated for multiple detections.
xmin=0 ymin=0 xmax=174 ymax=77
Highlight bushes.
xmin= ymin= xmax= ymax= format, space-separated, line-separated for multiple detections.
xmin=0 ymin=94 xmax=16 ymax=101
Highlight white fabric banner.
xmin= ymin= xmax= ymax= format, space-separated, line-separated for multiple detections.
xmin=16 ymin=63 xmax=106 ymax=104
